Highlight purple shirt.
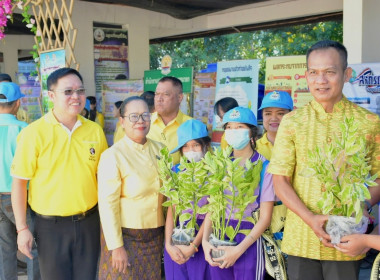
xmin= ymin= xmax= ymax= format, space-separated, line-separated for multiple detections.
xmin=225 ymin=151 xmax=275 ymax=220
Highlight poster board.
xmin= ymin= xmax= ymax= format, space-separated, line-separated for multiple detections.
xmin=16 ymin=72 xmax=41 ymax=123
xmin=193 ymin=72 xmax=216 ymax=132
xmin=39 ymin=49 xmax=66 ymax=114
xmin=343 ymin=63 xmax=380 ymax=116
xmin=102 ymin=79 xmax=144 ymax=145
xmin=94 ymin=27 xmax=129 ymax=100
xmin=212 ymin=60 xmax=259 ymax=144
xmin=265 ymin=56 xmax=310 ymax=109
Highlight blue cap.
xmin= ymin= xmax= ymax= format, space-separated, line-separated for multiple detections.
xmin=85 ymin=99 xmax=91 ymax=111
xmin=258 ymin=91 xmax=293 ymax=111
xmin=0 ymin=82 xmax=25 ymax=103
xmin=170 ymin=119 xmax=209 ymax=154
xmin=222 ymin=106 xmax=257 ymax=126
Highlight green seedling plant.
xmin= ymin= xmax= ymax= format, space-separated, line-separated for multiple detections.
xmin=157 ymin=147 xmax=209 ymax=235
xmin=200 ymin=146 xmax=262 ymax=242
xmin=300 ymin=116 xmax=378 ymax=223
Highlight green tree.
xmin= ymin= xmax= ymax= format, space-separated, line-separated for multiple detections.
xmin=150 ymin=20 xmax=343 ymax=83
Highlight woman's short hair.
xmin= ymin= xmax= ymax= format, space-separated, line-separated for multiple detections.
xmin=120 ymin=96 xmax=148 ymax=116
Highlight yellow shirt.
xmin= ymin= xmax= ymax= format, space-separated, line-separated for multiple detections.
xmin=147 ymin=111 xmax=192 ymax=164
xmin=220 ymin=132 xmax=228 ymax=149
xmin=113 ymin=122 xmax=124 ymax=144
xmin=268 ymin=97 xmax=380 ymax=261
xmin=11 ymin=111 xmax=108 ymax=216
xmin=97 ymin=136 xmax=165 ymax=250
xmin=96 ymin=112 xmax=105 ymax=128
xmin=256 ymin=132 xmax=273 ymax=160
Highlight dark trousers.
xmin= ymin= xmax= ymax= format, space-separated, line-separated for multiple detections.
xmin=287 ymin=255 xmax=361 ymax=280
xmin=34 ymin=210 xmax=100 ymax=280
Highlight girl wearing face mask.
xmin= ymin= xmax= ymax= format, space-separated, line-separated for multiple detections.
xmin=164 ymin=119 xmax=212 ymax=280
xmin=202 ymin=107 xmax=275 ymax=280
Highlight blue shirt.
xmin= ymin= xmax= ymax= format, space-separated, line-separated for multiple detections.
xmin=0 ymin=114 xmax=27 ymax=192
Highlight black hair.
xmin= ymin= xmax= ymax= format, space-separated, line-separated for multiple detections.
xmin=86 ymin=96 xmax=97 ymax=105
xmin=306 ymin=40 xmax=348 ymax=70
xmin=0 ymin=94 xmax=16 ymax=108
xmin=47 ymin=67 xmax=83 ymax=91
xmin=114 ymin=101 xmax=123 ymax=109
xmin=223 ymin=123 xmax=258 ymax=152
xmin=115 ymin=74 xmax=127 ymax=80
xmin=158 ymin=76 xmax=183 ymax=94
xmin=86 ymin=96 xmax=97 ymax=121
xmin=81 ymin=108 xmax=89 ymax=119
xmin=0 ymin=73 xmax=12 ymax=82
xmin=120 ymin=96 xmax=149 ymax=117
xmin=179 ymin=136 xmax=211 ymax=156
xmin=214 ymin=97 xmax=238 ymax=117
xmin=140 ymin=91 xmax=155 ymax=112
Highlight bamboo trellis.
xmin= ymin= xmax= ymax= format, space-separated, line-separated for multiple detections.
xmin=13 ymin=0 xmax=79 ymax=70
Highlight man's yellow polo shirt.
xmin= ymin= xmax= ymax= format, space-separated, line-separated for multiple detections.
xmin=147 ymin=111 xmax=192 ymax=164
xmin=11 ymin=111 xmax=108 ymax=216
xmin=268 ymin=97 xmax=380 ymax=261
xmin=96 ymin=112 xmax=105 ymax=128
xmin=256 ymin=132 xmax=273 ymax=160
xmin=113 ymin=122 xmax=124 ymax=144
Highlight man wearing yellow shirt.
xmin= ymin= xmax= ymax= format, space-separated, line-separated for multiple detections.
xmin=147 ymin=76 xmax=191 ymax=163
xmin=269 ymin=40 xmax=380 ymax=280
xmin=256 ymin=91 xmax=293 ymax=160
xmin=11 ymin=68 xmax=108 ymax=280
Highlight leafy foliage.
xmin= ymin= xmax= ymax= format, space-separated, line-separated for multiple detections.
xmin=157 ymin=147 xmax=209 ymax=234
xmin=201 ymin=146 xmax=262 ymax=242
xmin=150 ymin=21 xmax=343 ymax=83
xmin=300 ymin=117 xmax=378 ymax=223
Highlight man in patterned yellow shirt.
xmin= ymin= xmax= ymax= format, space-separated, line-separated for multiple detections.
xmin=147 ymin=76 xmax=191 ymax=164
xmin=268 ymin=40 xmax=380 ymax=280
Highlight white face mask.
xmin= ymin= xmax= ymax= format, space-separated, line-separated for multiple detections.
xmin=225 ymin=129 xmax=251 ymax=150
xmin=183 ymin=151 xmax=204 ymax=162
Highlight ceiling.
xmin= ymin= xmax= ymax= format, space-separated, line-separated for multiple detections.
xmin=80 ymin=0 xmax=269 ymax=20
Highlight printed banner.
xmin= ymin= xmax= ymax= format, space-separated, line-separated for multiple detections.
xmin=102 ymin=79 xmax=143 ymax=145
xmin=193 ymin=72 xmax=216 ymax=132
xmin=265 ymin=56 xmax=310 ymax=109
xmin=143 ymin=68 xmax=193 ymax=93
xmin=212 ymin=60 xmax=259 ymax=143
xmin=39 ymin=49 xmax=66 ymax=114
xmin=16 ymin=72 xmax=41 ymax=123
xmin=94 ymin=27 xmax=129 ymax=100
xmin=343 ymin=63 xmax=380 ymax=116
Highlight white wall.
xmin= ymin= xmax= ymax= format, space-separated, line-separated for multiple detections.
xmin=0 ymin=35 xmax=35 ymax=81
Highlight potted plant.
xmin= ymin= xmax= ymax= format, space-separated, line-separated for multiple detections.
xmin=300 ymin=116 xmax=378 ymax=244
xmin=157 ymin=147 xmax=209 ymax=245
xmin=200 ymin=147 xmax=262 ymax=259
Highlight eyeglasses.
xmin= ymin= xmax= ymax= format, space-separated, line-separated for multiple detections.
xmin=122 ymin=112 xmax=151 ymax=123
xmin=53 ymin=88 xmax=86 ymax=96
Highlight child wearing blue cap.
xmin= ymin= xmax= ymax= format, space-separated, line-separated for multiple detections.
xmin=202 ymin=107 xmax=275 ymax=280
xmin=164 ymin=119 xmax=211 ymax=280
xmin=257 ymin=91 xmax=293 ymax=160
